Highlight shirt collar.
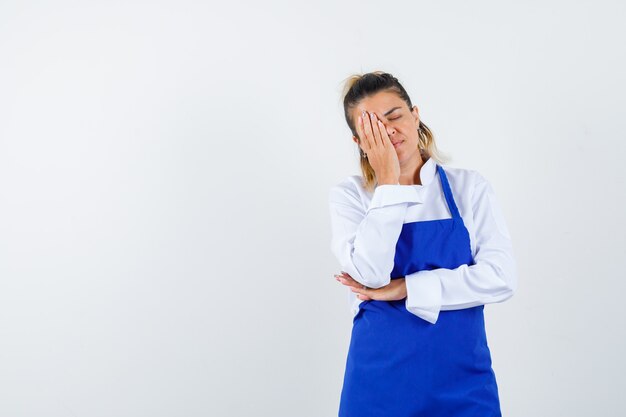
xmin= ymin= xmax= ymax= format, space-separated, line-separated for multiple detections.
xmin=416 ymin=156 xmax=437 ymax=187
xmin=368 ymin=157 xmax=437 ymax=189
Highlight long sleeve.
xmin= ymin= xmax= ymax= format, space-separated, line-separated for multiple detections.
xmin=404 ymin=173 xmax=518 ymax=324
xmin=329 ymin=181 xmax=424 ymax=289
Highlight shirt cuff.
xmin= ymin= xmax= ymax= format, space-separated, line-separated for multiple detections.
xmin=405 ymin=269 xmax=442 ymax=324
xmin=369 ymin=184 xmax=423 ymax=211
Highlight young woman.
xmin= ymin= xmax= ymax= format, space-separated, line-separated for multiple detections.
xmin=329 ymin=71 xmax=518 ymax=417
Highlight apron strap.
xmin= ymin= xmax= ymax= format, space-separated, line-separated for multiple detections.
xmin=436 ymin=164 xmax=461 ymax=219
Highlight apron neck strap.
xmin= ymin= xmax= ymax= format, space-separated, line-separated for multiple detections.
xmin=436 ymin=165 xmax=461 ymax=219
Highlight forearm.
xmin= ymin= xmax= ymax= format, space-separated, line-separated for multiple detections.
xmin=329 ymin=182 xmax=424 ymax=289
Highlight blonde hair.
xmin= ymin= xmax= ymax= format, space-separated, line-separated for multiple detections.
xmin=340 ymin=71 xmax=450 ymax=192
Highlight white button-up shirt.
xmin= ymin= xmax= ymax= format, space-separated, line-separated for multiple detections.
xmin=328 ymin=156 xmax=517 ymax=324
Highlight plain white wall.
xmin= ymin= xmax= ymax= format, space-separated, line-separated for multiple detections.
xmin=1 ymin=0 xmax=624 ymax=416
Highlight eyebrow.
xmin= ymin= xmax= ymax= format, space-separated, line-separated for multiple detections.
xmin=384 ymin=106 xmax=402 ymax=116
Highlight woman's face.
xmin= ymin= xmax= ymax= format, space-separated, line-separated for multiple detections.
xmin=351 ymin=90 xmax=421 ymax=163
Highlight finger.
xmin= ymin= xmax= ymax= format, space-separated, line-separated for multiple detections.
xmin=359 ymin=113 xmax=374 ymax=153
xmin=355 ymin=113 xmax=370 ymax=152
xmin=334 ymin=273 xmax=352 ymax=284
xmin=376 ymin=119 xmax=393 ymax=149
xmin=369 ymin=112 xmax=383 ymax=147
xmin=350 ymin=286 xmax=372 ymax=297
xmin=362 ymin=110 xmax=378 ymax=149
xmin=340 ymin=271 xmax=360 ymax=281
xmin=338 ymin=272 xmax=361 ymax=287
xmin=335 ymin=275 xmax=363 ymax=289
xmin=336 ymin=278 xmax=369 ymax=294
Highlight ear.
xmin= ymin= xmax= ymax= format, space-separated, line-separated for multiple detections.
xmin=411 ymin=105 xmax=420 ymax=126
xmin=352 ymin=135 xmax=359 ymax=144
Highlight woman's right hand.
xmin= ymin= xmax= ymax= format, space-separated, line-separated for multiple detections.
xmin=356 ymin=110 xmax=400 ymax=185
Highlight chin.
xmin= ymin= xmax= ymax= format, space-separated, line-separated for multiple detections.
xmin=397 ymin=149 xmax=416 ymax=160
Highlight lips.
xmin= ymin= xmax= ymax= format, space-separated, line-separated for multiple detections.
xmin=392 ymin=141 xmax=403 ymax=148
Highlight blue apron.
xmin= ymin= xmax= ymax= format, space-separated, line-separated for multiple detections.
xmin=338 ymin=164 xmax=501 ymax=417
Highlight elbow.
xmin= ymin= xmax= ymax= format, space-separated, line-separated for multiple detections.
xmin=504 ymin=259 xmax=518 ymax=296
xmin=351 ymin=267 xmax=390 ymax=288
xmin=480 ymin=259 xmax=517 ymax=303
xmin=481 ymin=276 xmax=515 ymax=305
xmin=501 ymin=249 xmax=519 ymax=299
xmin=349 ymin=252 xmax=393 ymax=288
xmin=505 ymin=273 xmax=518 ymax=300
xmin=364 ymin=276 xmax=391 ymax=289
xmin=337 ymin=259 xmax=391 ymax=288
xmin=498 ymin=285 xmax=515 ymax=303
xmin=495 ymin=264 xmax=518 ymax=302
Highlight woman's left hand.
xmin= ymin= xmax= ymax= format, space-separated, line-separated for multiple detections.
xmin=334 ymin=272 xmax=407 ymax=301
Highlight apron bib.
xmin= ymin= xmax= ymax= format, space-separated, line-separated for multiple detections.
xmin=338 ymin=165 xmax=501 ymax=417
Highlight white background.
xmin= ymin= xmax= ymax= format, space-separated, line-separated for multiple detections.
xmin=1 ymin=1 xmax=625 ymax=416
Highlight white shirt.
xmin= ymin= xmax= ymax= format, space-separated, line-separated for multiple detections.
xmin=328 ymin=156 xmax=518 ymax=324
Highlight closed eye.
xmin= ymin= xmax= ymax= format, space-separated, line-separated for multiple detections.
xmin=389 ymin=116 xmax=401 ymax=120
